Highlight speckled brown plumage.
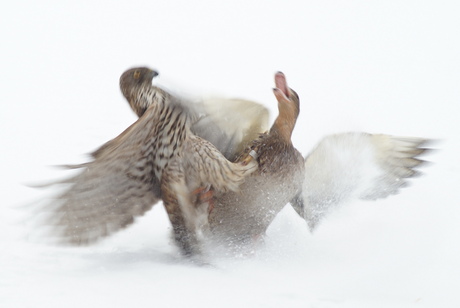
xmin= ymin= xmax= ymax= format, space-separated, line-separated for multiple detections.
xmin=208 ymin=72 xmax=305 ymax=244
xmin=39 ymin=67 xmax=257 ymax=254
xmin=207 ymin=72 xmax=431 ymax=248
xmin=120 ymin=68 xmax=258 ymax=255
xmin=37 ymin=68 xmax=431 ymax=257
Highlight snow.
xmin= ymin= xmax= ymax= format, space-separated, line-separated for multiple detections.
xmin=1 ymin=1 xmax=460 ymax=307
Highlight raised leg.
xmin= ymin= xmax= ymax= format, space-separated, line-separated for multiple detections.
xmin=192 ymin=185 xmax=215 ymax=213
xmin=161 ymin=160 xmax=201 ymax=256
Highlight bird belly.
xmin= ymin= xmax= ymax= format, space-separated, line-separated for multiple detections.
xmin=208 ymin=168 xmax=303 ymax=244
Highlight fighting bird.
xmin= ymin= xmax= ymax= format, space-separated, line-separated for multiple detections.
xmin=116 ymin=70 xmax=430 ymax=251
xmin=207 ymin=72 xmax=431 ymax=247
xmin=38 ymin=67 xmax=267 ymax=255
xmin=37 ymin=67 xmax=430 ymax=258
xmin=208 ymin=72 xmax=305 ymax=244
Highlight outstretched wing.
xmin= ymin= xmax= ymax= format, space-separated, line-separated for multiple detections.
xmin=37 ymin=106 xmax=165 ymax=245
xmin=191 ymin=98 xmax=269 ymax=161
xmin=99 ymin=95 xmax=270 ymax=163
xmin=291 ymin=132 xmax=431 ymax=230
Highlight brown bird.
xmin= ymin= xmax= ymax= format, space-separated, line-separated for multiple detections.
xmin=39 ymin=67 xmax=264 ymax=256
xmin=38 ymin=68 xmax=430 ymax=258
xmin=206 ymin=72 xmax=431 ymax=249
xmin=208 ymin=72 xmax=305 ymax=244
xmin=108 ymin=69 xmax=431 ymax=253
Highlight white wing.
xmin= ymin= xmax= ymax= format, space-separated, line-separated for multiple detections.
xmin=191 ymin=98 xmax=269 ymax=160
xmin=291 ymin=132 xmax=431 ymax=230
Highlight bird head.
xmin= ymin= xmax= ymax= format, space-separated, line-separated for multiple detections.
xmin=271 ymin=72 xmax=300 ymax=144
xmin=119 ymin=67 xmax=159 ymax=116
xmin=272 ymin=72 xmax=299 ymax=119
xmin=120 ymin=67 xmax=158 ymax=97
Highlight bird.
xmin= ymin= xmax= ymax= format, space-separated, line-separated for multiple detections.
xmin=206 ymin=72 xmax=431 ymax=249
xmin=110 ymin=69 xmax=431 ymax=252
xmin=37 ymin=67 xmax=266 ymax=256
xmin=37 ymin=68 xmax=431 ymax=258
xmin=207 ymin=72 xmax=305 ymax=245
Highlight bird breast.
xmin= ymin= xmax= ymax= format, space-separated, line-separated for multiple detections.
xmin=147 ymin=104 xmax=190 ymax=180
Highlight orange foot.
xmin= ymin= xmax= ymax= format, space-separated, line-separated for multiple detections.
xmin=241 ymin=149 xmax=259 ymax=166
xmin=192 ymin=186 xmax=215 ymax=213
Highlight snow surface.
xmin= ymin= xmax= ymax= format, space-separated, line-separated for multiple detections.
xmin=1 ymin=1 xmax=460 ymax=307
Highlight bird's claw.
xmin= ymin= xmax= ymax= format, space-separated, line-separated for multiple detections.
xmin=192 ymin=186 xmax=215 ymax=213
xmin=241 ymin=149 xmax=258 ymax=166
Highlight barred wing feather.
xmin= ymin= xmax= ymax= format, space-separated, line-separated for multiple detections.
xmin=38 ymin=106 xmax=165 ymax=245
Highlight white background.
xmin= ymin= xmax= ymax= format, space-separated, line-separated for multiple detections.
xmin=1 ymin=1 xmax=459 ymax=307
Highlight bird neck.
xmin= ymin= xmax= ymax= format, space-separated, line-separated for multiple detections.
xmin=128 ymin=84 xmax=169 ymax=117
xmin=270 ymin=103 xmax=298 ymax=145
